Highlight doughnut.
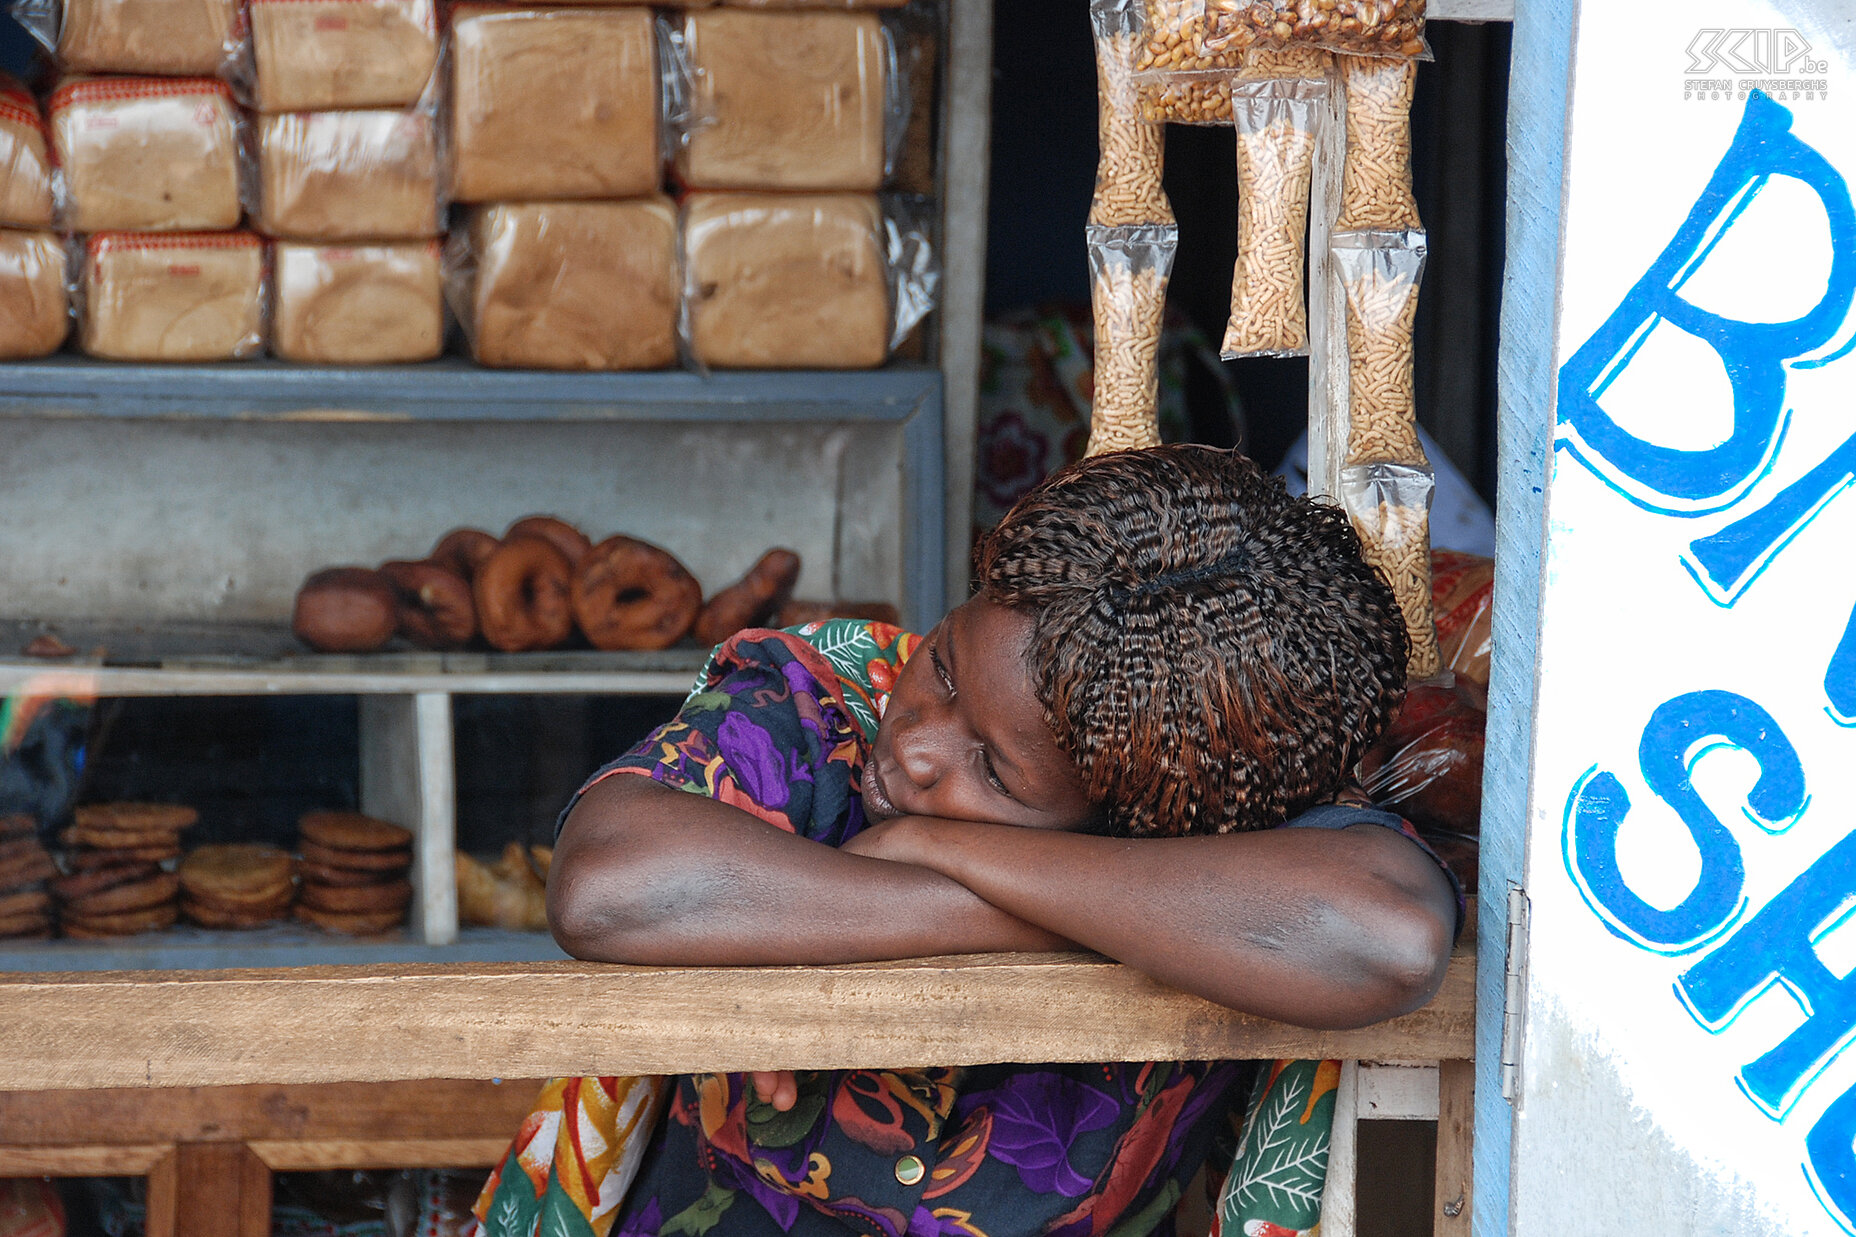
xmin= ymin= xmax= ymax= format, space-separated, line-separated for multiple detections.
xmin=380 ymin=559 xmax=477 ymax=650
xmin=694 ymin=548 xmax=803 ymax=646
xmin=505 ymin=515 xmax=593 ymax=568
xmin=474 ymin=535 xmax=575 ymax=652
xmin=572 ymin=535 xmax=703 ymax=651
xmin=774 ymin=599 xmax=902 ymax=628
xmin=292 ymin=567 xmax=398 ymax=653
xmin=429 ymin=527 xmax=500 ymax=581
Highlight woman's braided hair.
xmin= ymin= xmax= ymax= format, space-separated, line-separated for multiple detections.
xmin=975 ymin=445 xmax=1409 ymax=837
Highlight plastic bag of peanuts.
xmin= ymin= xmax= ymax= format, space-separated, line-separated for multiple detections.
xmin=1090 ymin=0 xmax=1172 ymax=224
xmin=1340 ymin=462 xmax=1441 ymax=681
xmin=1336 ymin=54 xmax=1420 ymax=230
xmin=1220 ymin=74 xmax=1328 ymax=358
xmin=1084 ymin=222 xmax=1179 ymax=455
xmin=1332 ymin=228 xmax=1428 ymax=467
xmin=1137 ymin=0 xmax=1426 ymax=80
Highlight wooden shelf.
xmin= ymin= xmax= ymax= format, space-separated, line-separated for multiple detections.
xmin=0 ymin=925 xmax=565 ymax=975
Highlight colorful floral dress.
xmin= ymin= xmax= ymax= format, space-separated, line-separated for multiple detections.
xmin=476 ymin=620 xmax=1445 ymax=1237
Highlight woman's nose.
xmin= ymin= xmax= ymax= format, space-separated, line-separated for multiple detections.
xmin=889 ymin=708 xmax=942 ymax=788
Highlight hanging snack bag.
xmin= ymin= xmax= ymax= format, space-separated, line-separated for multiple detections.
xmin=1340 ymin=462 xmax=1440 ymax=680
xmin=255 ymin=109 xmax=443 ymax=241
xmin=271 ymin=240 xmax=444 ymax=364
xmin=1220 ymin=74 xmax=1327 ymax=359
xmin=0 ymin=75 xmax=54 ymax=229
xmin=48 ymin=76 xmax=243 ymax=233
xmin=451 ymin=198 xmax=679 ymax=371
xmin=1089 ymin=0 xmax=1171 ymax=227
xmin=1336 ymin=55 xmax=1419 ymax=230
xmin=1333 ymin=228 xmax=1426 ymax=466
xmin=79 ymin=230 xmax=267 ymax=362
xmin=0 ymin=229 xmax=70 ymax=359
xmin=682 ymin=191 xmax=921 ymax=370
xmin=449 ymin=5 xmax=660 ymax=202
xmin=12 ymin=0 xmax=237 ymax=76
xmin=241 ymin=0 xmax=439 ymax=112
xmin=1084 ymin=223 xmax=1178 ymax=455
xmin=669 ymin=10 xmax=893 ymax=192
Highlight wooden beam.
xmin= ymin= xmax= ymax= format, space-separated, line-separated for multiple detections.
xmin=0 ymin=948 xmax=1474 ymax=1092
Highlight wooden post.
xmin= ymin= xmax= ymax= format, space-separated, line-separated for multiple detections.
xmin=359 ymin=692 xmax=457 ymax=945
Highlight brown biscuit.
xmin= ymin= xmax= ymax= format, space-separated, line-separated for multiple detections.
xmin=61 ymin=901 xmax=179 ymax=936
xmin=73 ymin=803 xmax=199 ymax=833
xmin=0 ymin=848 xmax=59 ymax=894
xmin=295 ymin=860 xmax=400 ymax=888
xmin=179 ymin=844 xmax=295 ymax=901
xmin=298 ymin=839 xmax=411 ymax=873
xmin=298 ymin=879 xmax=411 ymax=914
xmin=62 ymin=825 xmax=194 ymax=850
xmin=51 ymin=861 xmax=162 ymax=902
xmin=297 ymin=810 xmax=413 ymax=852
xmin=0 ymin=813 xmax=36 ymax=838
xmin=293 ymin=903 xmax=405 ymax=935
xmin=64 ymin=871 xmax=180 ymax=917
xmin=181 ymin=896 xmax=291 ymax=929
xmin=0 ymin=910 xmax=53 ymax=937
xmin=65 ymin=844 xmax=181 ymax=866
xmin=0 ymin=887 xmax=51 ymax=918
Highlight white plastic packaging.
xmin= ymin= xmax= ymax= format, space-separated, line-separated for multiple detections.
xmin=235 ymin=0 xmax=440 ymax=113
xmin=1332 ymin=228 xmax=1428 ymax=467
xmin=255 ymin=109 xmax=443 ymax=241
xmin=12 ymin=0 xmax=238 ymax=76
xmin=47 ymin=76 xmax=244 ymax=233
xmin=271 ymin=240 xmax=445 ymax=363
xmin=1340 ymin=462 xmax=1440 ymax=681
xmin=79 ymin=230 xmax=268 ymax=362
xmin=1084 ymin=223 xmax=1178 ymax=455
xmin=1089 ymin=0 xmax=1171 ymax=227
xmin=1221 ymin=75 xmax=1328 ymax=359
xmin=0 ymin=74 xmax=55 ymax=229
xmin=0 ymin=229 xmax=70 ymax=359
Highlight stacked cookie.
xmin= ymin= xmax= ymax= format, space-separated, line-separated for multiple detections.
xmin=295 ymin=810 xmax=414 ymax=935
xmin=0 ymin=814 xmax=57 ymax=940
xmin=54 ymin=802 xmax=194 ymax=938
xmin=179 ymin=843 xmax=296 ymax=928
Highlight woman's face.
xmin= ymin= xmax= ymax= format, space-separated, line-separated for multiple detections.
xmin=863 ymin=597 xmax=1096 ymax=831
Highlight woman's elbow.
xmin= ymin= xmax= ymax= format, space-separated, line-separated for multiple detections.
xmin=546 ymin=853 xmax=675 ymax=963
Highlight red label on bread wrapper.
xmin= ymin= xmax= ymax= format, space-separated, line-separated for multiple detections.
xmin=168 ymin=264 xmax=202 ymax=276
xmin=49 ymin=76 xmax=236 ymax=115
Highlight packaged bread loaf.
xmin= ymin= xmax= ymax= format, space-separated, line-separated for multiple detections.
xmin=246 ymin=0 xmax=439 ymax=112
xmin=0 ymin=75 xmax=54 ymax=229
xmin=682 ymin=191 xmax=890 ymax=369
xmin=456 ymin=199 xmax=677 ymax=370
xmin=51 ymin=0 xmax=238 ymax=75
xmin=256 ymin=110 xmax=441 ymax=241
xmin=80 ymin=231 xmax=266 ymax=362
xmin=674 ymin=10 xmax=889 ymax=192
xmin=272 ymin=241 xmax=443 ymax=363
xmin=48 ymin=77 xmax=242 ymax=233
xmin=0 ymin=229 xmax=69 ymax=359
xmin=449 ymin=5 xmax=659 ymax=202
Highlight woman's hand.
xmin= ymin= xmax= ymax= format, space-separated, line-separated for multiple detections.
xmin=752 ymin=1071 xmax=798 ymax=1112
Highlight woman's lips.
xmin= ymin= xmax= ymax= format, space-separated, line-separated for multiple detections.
xmin=863 ymin=758 xmax=899 ymax=820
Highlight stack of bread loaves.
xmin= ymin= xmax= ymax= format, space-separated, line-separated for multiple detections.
xmin=446 ymin=2 xmax=677 ymax=370
xmin=0 ymin=73 xmax=64 ymax=359
xmin=672 ymin=5 xmax=905 ymax=369
xmin=248 ymin=0 xmax=447 ymax=363
xmin=22 ymin=0 xmax=263 ymax=362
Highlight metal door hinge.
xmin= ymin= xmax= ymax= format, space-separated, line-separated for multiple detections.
xmin=1500 ymin=881 xmax=1529 ymax=1102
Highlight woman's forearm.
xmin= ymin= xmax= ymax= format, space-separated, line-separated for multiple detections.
xmin=547 ymin=775 xmax=1070 ymax=965
xmin=859 ymin=817 xmax=1457 ymax=1029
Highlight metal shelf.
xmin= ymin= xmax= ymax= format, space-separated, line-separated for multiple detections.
xmin=0 ymin=357 xmax=942 ymax=424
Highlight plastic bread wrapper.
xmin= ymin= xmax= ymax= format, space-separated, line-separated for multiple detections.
xmin=1089 ymin=0 xmax=1172 ymax=227
xmin=47 ymin=75 xmax=246 ymax=234
xmin=1083 ymin=222 xmax=1177 ymax=455
xmin=223 ymin=0 xmax=441 ymax=113
xmin=1429 ymin=547 xmax=1492 ymax=689
xmin=1220 ymin=75 xmax=1326 ymax=359
xmin=0 ymin=73 xmax=55 ymax=229
xmin=1136 ymin=0 xmax=1426 ymax=75
xmin=75 ymin=230 xmax=269 ymax=362
xmin=661 ymin=7 xmax=907 ymax=192
xmin=676 ymin=190 xmax=935 ymax=372
xmin=270 ymin=239 xmax=446 ymax=364
xmin=253 ymin=108 xmax=446 ymax=242
xmin=12 ymin=0 xmax=238 ymax=76
xmin=1357 ymin=675 xmax=1485 ymax=842
xmin=1339 ymin=461 xmax=1441 ymax=682
xmin=1332 ymin=227 xmax=1427 ymax=468
xmin=0 ymin=227 xmax=72 ymax=359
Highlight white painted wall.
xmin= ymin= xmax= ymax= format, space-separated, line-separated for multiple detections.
xmin=1513 ymin=1 xmax=1856 ymax=1232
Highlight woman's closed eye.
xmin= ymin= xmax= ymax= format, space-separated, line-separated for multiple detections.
xmin=982 ymin=749 xmax=1013 ymax=799
xmin=930 ymin=641 xmax=956 ymax=698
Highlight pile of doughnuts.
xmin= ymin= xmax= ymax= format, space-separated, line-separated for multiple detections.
xmin=179 ymin=843 xmax=296 ymax=929
xmin=292 ymin=515 xmax=813 ymax=654
xmin=51 ymin=802 xmax=195 ymax=938
xmin=0 ymin=814 xmax=58 ymax=940
xmin=294 ymin=810 xmax=415 ymax=935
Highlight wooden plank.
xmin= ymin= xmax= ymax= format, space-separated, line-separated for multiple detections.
xmin=1355 ymin=1060 xmax=1439 ymax=1121
xmin=1305 ymin=68 xmax=1347 ymax=504
xmin=0 ymin=1080 xmax=538 ymax=1144
xmin=0 ymin=948 xmax=1474 ymax=1091
xmin=0 ymin=1143 xmax=174 ymax=1176
xmin=145 ymin=1149 xmax=179 ymax=1237
xmin=248 ymin=1137 xmax=513 ymax=1171
xmin=1324 ymin=1061 xmax=1363 ymax=1237
xmin=0 ymin=663 xmax=697 ymax=698
xmin=360 ymin=693 xmax=457 ymax=946
xmin=173 ymin=1143 xmax=270 ymax=1237
xmin=939 ymin=0 xmax=991 ymax=603
xmin=1435 ymin=1058 xmax=1474 ymax=1237
xmin=1428 ymin=0 xmax=1512 ymax=20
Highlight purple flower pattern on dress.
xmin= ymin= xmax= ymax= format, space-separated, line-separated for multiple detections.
xmin=965 ymin=1071 xmax=1120 ymax=1198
